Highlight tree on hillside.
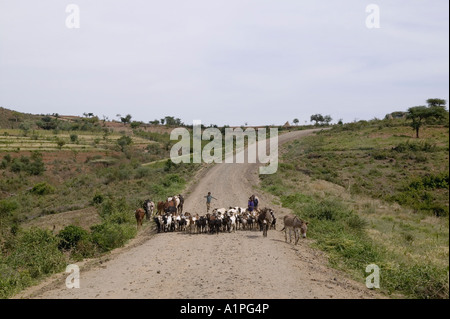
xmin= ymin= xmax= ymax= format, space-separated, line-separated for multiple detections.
xmin=427 ymin=98 xmax=447 ymax=108
xmin=120 ymin=114 xmax=132 ymax=124
xmin=117 ymin=135 xmax=133 ymax=152
xmin=310 ymin=114 xmax=324 ymax=126
xmin=37 ymin=116 xmax=58 ymax=130
xmin=164 ymin=116 xmax=182 ymax=126
xmin=293 ymin=118 xmax=299 ymax=126
xmin=323 ymin=115 xmax=333 ymax=125
xmin=407 ymin=105 xmax=447 ymax=138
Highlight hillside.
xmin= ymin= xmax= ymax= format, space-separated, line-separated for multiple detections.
xmin=0 ymin=107 xmax=41 ymax=130
xmin=0 ymin=108 xmax=203 ymax=298
xmin=260 ymin=119 xmax=449 ymax=298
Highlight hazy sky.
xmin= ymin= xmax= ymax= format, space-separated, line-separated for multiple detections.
xmin=0 ymin=0 xmax=448 ymax=126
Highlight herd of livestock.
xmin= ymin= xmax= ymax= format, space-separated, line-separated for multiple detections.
xmin=135 ymin=194 xmax=309 ymax=242
xmin=135 ymin=195 xmax=277 ymax=236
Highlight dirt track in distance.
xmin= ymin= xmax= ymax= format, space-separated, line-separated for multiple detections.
xmin=16 ymin=129 xmax=380 ymax=299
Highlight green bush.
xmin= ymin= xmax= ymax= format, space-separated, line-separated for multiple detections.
xmin=8 ymin=153 xmax=44 ymax=175
xmin=302 ymin=199 xmax=351 ymax=221
xmin=6 ymin=228 xmax=66 ymax=279
xmin=392 ymin=141 xmax=437 ymax=153
xmin=92 ymin=193 xmax=104 ymax=204
xmin=0 ymin=199 xmax=19 ymax=218
xmin=162 ymin=174 xmax=184 ymax=187
xmin=409 ymin=173 xmax=449 ymax=190
xmin=29 ymin=182 xmax=55 ymax=195
xmin=57 ymin=225 xmax=89 ymax=250
xmin=90 ymin=222 xmax=136 ymax=252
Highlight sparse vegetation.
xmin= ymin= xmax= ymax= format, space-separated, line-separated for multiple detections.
xmin=261 ymin=117 xmax=449 ymax=299
xmin=0 ymin=108 xmax=203 ymax=298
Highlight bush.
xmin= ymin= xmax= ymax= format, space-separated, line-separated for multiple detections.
xmin=29 ymin=182 xmax=55 ymax=195
xmin=8 ymin=153 xmax=44 ymax=175
xmin=90 ymin=222 xmax=136 ymax=252
xmin=57 ymin=225 xmax=89 ymax=250
xmin=117 ymin=135 xmax=132 ymax=151
xmin=6 ymin=228 xmax=66 ymax=279
xmin=409 ymin=173 xmax=449 ymax=190
xmin=92 ymin=193 xmax=104 ymax=204
xmin=392 ymin=141 xmax=437 ymax=153
xmin=303 ymin=199 xmax=351 ymax=221
xmin=0 ymin=199 xmax=19 ymax=218
xmin=162 ymin=174 xmax=184 ymax=187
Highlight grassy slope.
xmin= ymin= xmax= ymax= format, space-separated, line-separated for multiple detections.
xmin=0 ymin=110 xmax=202 ymax=298
xmin=260 ymin=121 xmax=449 ymax=299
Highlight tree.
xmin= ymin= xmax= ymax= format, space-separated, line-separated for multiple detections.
xmin=323 ymin=115 xmax=333 ymax=125
xmin=37 ymin=116 xmax=58 ymax=130
xmin=117 ymin=135 xmax=132 ymax=152
xmin=56 ymin=139 xmax=66 ymax=150
xmin=310 ymin=114 xmax=324 ymax=126
xmin=427 ymin=98 xmax=447 ymax=108
xmin=407 ymin=105 xmax=447 ymax=138
xmin=121 ymin=114 xmax=132 ymax=124
xmin=293 ymin=118 xmax=299 ymax=126
xmin=130 ymin=121 xmax=142 ymax=129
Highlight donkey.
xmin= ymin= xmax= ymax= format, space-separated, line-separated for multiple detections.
xmin=281 ymin=215 xmax=308 ymax=245
xmin=257 ymin=208 xmax=274 ymax=237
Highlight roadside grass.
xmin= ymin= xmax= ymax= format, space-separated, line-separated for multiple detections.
xmin=261 ymin=122 xmax=449 ymax=299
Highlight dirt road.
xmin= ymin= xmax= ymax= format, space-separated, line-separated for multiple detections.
xmin=17 ymin=129 xmax=379 ymax=299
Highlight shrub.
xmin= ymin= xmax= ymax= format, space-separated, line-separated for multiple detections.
xmin=162 ymin=174 xmax=184 ymax=187
xmin=29 ymin=182 xmax=55 ymax=195
xmin=92 ymin=193 xmax=104 ymax=204
xmin=8 ymin=153 xmax=44 ymax=175
xmin=409 ymin=173 xmax=449 ymax=190
xmin=90 ymin=222 xmax=136 ymax=252
xmin=117 ymin=135 xmax=132 ymax=152
xmin=57 ymin=225 xmax=89 ymax=250
xmin=303 ymin=199 xmax=351 ymax=221
xmin=392 ymin=141 xmax=437 ymax=153
xmin=0 ymin=199 xmax=19 ymax=218
xmin=6 ymin=228 xmax=66 ymax=279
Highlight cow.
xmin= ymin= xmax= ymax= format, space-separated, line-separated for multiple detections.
xmin=143 ymin=199 xmax=155 ymax=220
xmin=135 ymin=208 xmax=146 ymax=229
xmin=157 ymin=201 xmax=165 ymax=215
xmin=281 ymin=215 xmax=308 ymax=245
xmin=178 ymin=194 xmax=184 ymax=214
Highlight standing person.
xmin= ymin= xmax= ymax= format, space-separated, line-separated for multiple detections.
xmin=204 ymin=192 xmax=217 ymax=212
xmin=248 ymin=197 xmax=255 ymax=213
xmin=252 ymin=195 xmax=259 ymax=210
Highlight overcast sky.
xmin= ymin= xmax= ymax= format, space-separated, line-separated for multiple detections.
xmin=0 ymin=0 xmax=448 ymax=126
